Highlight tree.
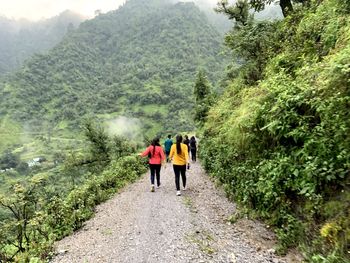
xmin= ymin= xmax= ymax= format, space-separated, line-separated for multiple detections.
xmin=94 ymin=9 xmax=102 ymax=17
xmin=216 ymin=0 xmax=280 ymax=84
xmin=216 ymin=0 xmax=306 ymax=18
xmin=16 ymin=162 xmax=29 ymax=174
xmin=249 ymin=0 xmax=293 ymax=17
xmin=224 ymin=20 xmax=279 ymax=84
xmin=194 ymin=71 xmax=212 ymax=126
xmin=83 ymin=120 xmax=110 ymax=165
xmin=215 ymin=0 xmax=251 ymax=27
xmin=0 ymin=150 xmax=20 ymax=170
xmin=0 ymin=177 xmax=47 ymax=261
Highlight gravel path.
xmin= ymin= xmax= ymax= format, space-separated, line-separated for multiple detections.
xmin=51 ymin=162 xmax=302 ymax=263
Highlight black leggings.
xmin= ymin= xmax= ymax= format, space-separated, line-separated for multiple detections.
xmin=149 ymin=164 xmax=161 ymax=186
xmin=190 ymin=148 xmax=197 ymax=162
xmin=173 ymin=164 xmax=186 ymax=191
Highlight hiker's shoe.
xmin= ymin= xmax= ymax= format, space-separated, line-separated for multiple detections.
xmin=151 ymin=185 xmax=155 ymax=192
xmin=183 ymin=187 xmax=186 ymax=191
xmin=176 ymin=191 xmax=181 ymax=196
xmin=156 ymin=183 xmax=161 ymax=189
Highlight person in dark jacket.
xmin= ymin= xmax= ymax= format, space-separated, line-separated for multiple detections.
xmin=164 ymin=134 xmax=173 ymax=162
xmin=189 ymin=136 xmax=197 ymax=162
xmin=183 ymin=135 xmax=190 ymax=153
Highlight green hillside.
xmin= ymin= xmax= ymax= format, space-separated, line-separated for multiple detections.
xmin=199 ymin=0 xmax=350 ymax=261
xmin=0 ymin=0 xmax=225 ymax=154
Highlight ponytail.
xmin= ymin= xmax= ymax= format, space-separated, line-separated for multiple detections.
xmin=176 ymin=135 xmax=182 ymax=154
xmin=151 ymin=137 xmax=160 ymax=156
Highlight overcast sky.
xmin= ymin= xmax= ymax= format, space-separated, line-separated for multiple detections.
xmin=0 ymin=0 xmax=220 ymax=21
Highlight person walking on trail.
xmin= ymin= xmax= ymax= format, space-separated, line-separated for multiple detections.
xmin=183 ymin=135 xmax=190 ymax=153
xmin=140 ymin=137 xmax=165 ymax=192
xmin=169 ymin=135 xmax=190 ymax=196
xmin=164 ymin=134 xmax=173 ymax=163
xmin=189 ymin=136 xmax=197 ymax=162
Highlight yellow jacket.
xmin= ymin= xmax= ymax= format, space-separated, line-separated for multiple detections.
xmin=169 ymin=143 xmax=189 ymax=165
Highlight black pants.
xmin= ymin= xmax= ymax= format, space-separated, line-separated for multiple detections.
xmin=165 ymin=151 xmax=170 ymax=162
xmin=173 ymin=164 xmax=186 ymax=191
xmin=149 ymin=164 xmax=161 ymax=186
xmin=191 ymin=148 xmax=197 ymax=162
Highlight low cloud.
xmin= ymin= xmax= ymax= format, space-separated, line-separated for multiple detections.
xmin=171 ymin=0 xmax=218 ymax=8
xmin=106 ymin=116 xmax=143 ymax=142
xmin=0 ymin=0 xmax=126 ymax=21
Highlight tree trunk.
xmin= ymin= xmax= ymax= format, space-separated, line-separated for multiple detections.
xmin=280 ymin=0 xmax=294 ymax=17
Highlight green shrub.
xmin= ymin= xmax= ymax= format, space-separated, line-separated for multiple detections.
xmin=0 ymin=155 xmax=146 ymax=261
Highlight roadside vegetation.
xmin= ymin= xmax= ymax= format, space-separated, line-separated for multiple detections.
xmin=199 ymin=0 xmax=350 ymax=261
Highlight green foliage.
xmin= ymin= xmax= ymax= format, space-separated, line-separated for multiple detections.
xmin=83 ymin=120 xmax=110 ymax=164
xmin=217 ymin=0 xmax=283 ymax=85
xmin=216 ymin=0 xmax=306 ymax=18
xmin=0 ymin=0 xmax=226 ymax=143
xmin=0 ymin=154 xmax=146 ymax=261
xmin=0 ymin=119 xmax=147 ymax=261
xmin=200 ymin=0 xmax=350 ymax=261
xmin=225 ymin=20 xmax=280 ymax=84
xmin=193 ymin=71 xmax=213 ymax=126
xmin=0 ymin=150 xmax=20 ymax=169
xmin=0 ymin=175 xmax=48 ymax=261
xmin=215 ymin=0 xmax=251 ymax=26
xmin=0 ymin=117 xmax=22 ymax=152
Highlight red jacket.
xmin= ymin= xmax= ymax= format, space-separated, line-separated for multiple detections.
xmin=141 ymin=145 xmax=165 ymax=165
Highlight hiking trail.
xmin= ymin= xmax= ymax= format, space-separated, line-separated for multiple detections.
xmin=51 ymin=162 xmax=302 ymax=263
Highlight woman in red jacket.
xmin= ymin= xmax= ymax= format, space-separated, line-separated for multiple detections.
xmin=140 ymin=137 xmax=165 ymax=192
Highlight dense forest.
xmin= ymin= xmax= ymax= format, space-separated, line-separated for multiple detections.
xmin=0 ymin=11 xmax=85 ymax=76
xmin=198 ymin=0 xmax=350 ymax=262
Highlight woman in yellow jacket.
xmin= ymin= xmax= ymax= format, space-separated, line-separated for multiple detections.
xmin=169 ymin=135 xmax=190 ymax=196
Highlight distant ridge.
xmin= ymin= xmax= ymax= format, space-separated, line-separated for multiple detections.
xmin=0 ymin=10 xmax=85 ymax=75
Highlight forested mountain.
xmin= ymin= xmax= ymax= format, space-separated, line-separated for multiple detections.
xmin=0 ymin=0 xmax=225 ymax=151
xmin=0 ymin=10 xmax=85 ymax=75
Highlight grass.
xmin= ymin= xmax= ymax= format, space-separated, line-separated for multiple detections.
xmin=0 ymin=117 xmax=23 ymax=152
xmin=182 ymin=196 xmax=199 ymax=213
xmin=186 ymin=230 xmax=217 ymax=256
xmin=101 ymin=228 xmax=113 ymax=236
xmin=139 ymin=104 xmax=167 ymax=114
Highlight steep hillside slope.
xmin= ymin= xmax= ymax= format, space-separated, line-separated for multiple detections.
xmin=200 ymin=0 xmax=350 ymax=261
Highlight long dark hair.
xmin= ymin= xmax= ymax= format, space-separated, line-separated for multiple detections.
xmin=151 ymin=137 xmax=160 ymax=155
xmin=176 ymin=135 xmax=182 ymax=154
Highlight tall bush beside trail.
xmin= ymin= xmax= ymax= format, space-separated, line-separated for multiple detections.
xmin=200 ymin=0 xmax=350 ymax=261
xmin=254 ymin=39 xmax=350 ymax=259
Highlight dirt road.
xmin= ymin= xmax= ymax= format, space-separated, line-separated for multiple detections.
xmin=51 ymin=162 xmax=302 ymax=263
